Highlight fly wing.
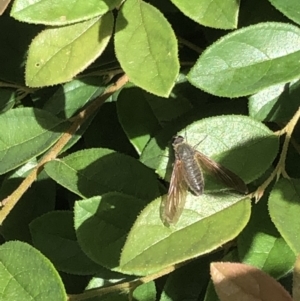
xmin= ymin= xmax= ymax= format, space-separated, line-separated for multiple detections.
xmin=195 ymin=151 xmax=248 ymax=194
xmin=161 ymin=159 xmax=187 ymax=225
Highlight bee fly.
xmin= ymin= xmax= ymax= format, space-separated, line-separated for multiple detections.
xmin=161 ymin=135 xmax=248 ymax=225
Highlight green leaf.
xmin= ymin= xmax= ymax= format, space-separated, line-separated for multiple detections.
xmin=0 ymin=241 xmax=66 ymax=301
xmin=0 ymin=166 xmax=55 ymax=243
xmin=160 ymin=257 xmax=213 ymax=301
xmin=84 ymin=102 xmax=137 ymax=156
xmin=26 ymin=13 xmax=113 ymax=87
xmin=0 ymin=88 xmax=15 ymax=113
xmin=117 ymin=86 xmax=162 ymax=154
xmin=0 ymin=108 xmax=68 ymax=174
xmin=43 ymin=77 xmax=105 ymax=119
xmin=30 ymin=211 xmax=101 ymax=275
xmin=269 ymin=178 xmax=300 ymax=254
xmin=74 ymin=194 xmax=147 ymax=270
xmin=133 ymin=281 xmax=156 ymax=301
xmin=188 ymin=22 xmax=300 ymax=97
xmin=43 ymin=77 xmax=106 ymax=153
xmin=141 ymin=115 xmax=279 ymax=190
xmin=115 ymin=0 xmax=179 ymax=97
xmin=119 ymin=194 xmax=251 ymax=275
xmin=170 ymin=0 xmax=240 ymax=29
xmin=238 ymin=194 xmax=295 ymax=279
xmin=44 ymin=148 xmax=159 ymax=200
xmin=11 ymin=0 xmax=122 ymax=25
xmin=269 ymin=0 xmax=300 ymax=25
xmin=248 ymin=79 xmax=300 ymax=122
xmin=0 ymin=14 xmax=41 ymax=84
xmin=117 ymin=83 xmax=193 ymax=153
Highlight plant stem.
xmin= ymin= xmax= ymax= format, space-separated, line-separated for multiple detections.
xmin=251 ymin=106 xmax=300 ymax=202
xmin=0 ymin=74 xmax=129 ymax=224
xmin=67 ymin=264 xmax=181 ymax=301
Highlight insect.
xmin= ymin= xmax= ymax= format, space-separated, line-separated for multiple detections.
xmin=161 ymin=135 xmax=248 ymax=225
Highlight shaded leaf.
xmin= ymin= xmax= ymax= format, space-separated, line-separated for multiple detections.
xmin=0 ymin=88 xmax=15 ymax=113
xmin=269 ymin=0 xmax=300 ymax=25
xmin=133 ymin=281 xmax=156 ymax=301
xmin=43 ymin=77 xmax=105 ymax=119
xmin=30 ymin=211 xmax=102 ymax=275
xmin=45 ymin=148 xmax=159 ymax=201
xmin=269 ymin=178 xmax=300 ymax=254
xmin=75 ymin=194 xmax=147 ymax=270
xmin=0 ymin=108 xmax=68 ymax=174
xmin=238 ymin=195 xmax=295 ymax=279
xmin=0 ymin=165 xmax=55 ymax=243
xmin=160 ymin=256 xmax=215 ymax=301
xmin=117 ymin=86 xmax=162 ymax=154
xmin=248 ymin=79 xmax=300 ymax=122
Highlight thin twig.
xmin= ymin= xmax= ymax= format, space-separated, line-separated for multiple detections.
xmin=67 ymin=264 xmax=182 ymax=301
xmin=251 ymin=106 xmax=300 ymax=202
xmin=177 ymin=36 xmax=203 ymax=54
xmin=0 ymin=74 xmax=129 ymax=224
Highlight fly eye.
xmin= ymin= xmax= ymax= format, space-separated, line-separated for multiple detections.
xmin=172 ymin=135 xmax=184 ymax=145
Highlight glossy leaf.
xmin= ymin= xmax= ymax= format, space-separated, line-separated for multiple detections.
xmin=0 ymin=241 xmax=66 ymax=301
xmin=170 ymin=0 xmax=240 ymax=29
xmin=269 ymin=0 xmax=300 ymax=25
xmin=11 ymin=0 xmax=122 ymax=25
xmin=119 ymin=194 xmax=251 ymax=275
xmin=141 ymin=115 xmax=279 ymax=191
xmin=269 ymin=178 xmax=300 ymax=254
xmin=44 ymin=148 xmax=159 ymax=201
xmin=115 ymin=0 xmax=179 ymax=97
xmin=188 ymin=22 xmax=300 ymax=97
xmin=0 ymin=108 xmax=68 ymax=174
xmin=248 ymin=79 xmax=300 ymax=122
xmin=26 ymin=13 xmax=113 ymax=87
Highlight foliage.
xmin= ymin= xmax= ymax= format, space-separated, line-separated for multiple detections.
xmin=0 ymin=0 xmax=299 ymax=300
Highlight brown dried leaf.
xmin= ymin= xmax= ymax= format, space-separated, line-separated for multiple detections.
xmin=293 ymin=254 xmax=300 ymax=301
xmin=211 ymin=262 xmax=292 ymax=301
xmin=0 ymin=0 xmax=11 ymax=15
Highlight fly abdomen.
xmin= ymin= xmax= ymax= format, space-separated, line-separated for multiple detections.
xmin=182 ymin=155 xmax=204 ymax=195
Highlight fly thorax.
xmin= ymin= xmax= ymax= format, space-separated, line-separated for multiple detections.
xmin=175 ymin=143 xmax=195 ymax=160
